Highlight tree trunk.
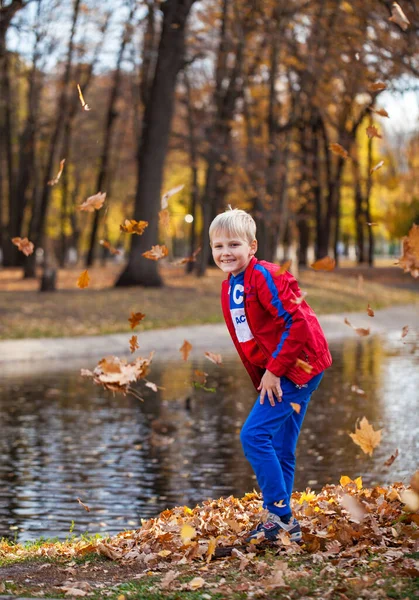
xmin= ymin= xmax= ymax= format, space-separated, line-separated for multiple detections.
xmin=115 ymin=0 xmax=197 ymax=287
xmin=183 ymin=70 xmax=199 ymax=274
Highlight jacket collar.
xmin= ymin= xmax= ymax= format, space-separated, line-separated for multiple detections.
xmin=225 ymin=256 xmax=258 ymax=293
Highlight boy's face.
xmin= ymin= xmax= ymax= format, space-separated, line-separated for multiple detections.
xmin=211 ymin=232 xmax=257 ymax=276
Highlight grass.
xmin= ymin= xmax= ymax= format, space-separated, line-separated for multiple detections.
xmin=0 ymin=262 xmax=417 ymax=340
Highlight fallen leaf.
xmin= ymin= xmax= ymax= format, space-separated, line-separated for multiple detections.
xmin=180 ymin=523 xmax=196 ymax=544
xmin=367 ymin=304 xmax=375 ymax=317
xmin=310 ymin=256 xmax=336 ymax=271
xmin=188 ymin=576 xmax=205 ymax=590
xmin=368 ymin=81 xmax=387 ymax=92
xmin=273 ymin=260 xmax=292 ymax=276
xmin=341 ymin=493 xmax=366 ymax=521
xmin=397 ymin=224 xmax=419 ymax=278
xmin=77 ymin=270 xmax=90 ymax=289
xmin=160 ymin=570 xmax=179 ymax=589
xmin=100 ymin=240 xmax=121 ymax=255
xmin=128 ymin=312 xmax=146 ymax=330
xmin=11 ymin=237 xmax=34 ymax=256
xmin=400 ymin=489 xmax=419 ymax=512
xmin=349 ymin=416 xmax=382 ymax=456
xmin=161 ymin=184 xmax=184 ymax=209
xmin=78 ymin=192 xmax=106 ymax=212
xmin=142 ymin=245 xmax=168 ymax=260
xmin=366 ymin=125 xmax=382 ymax=139
xmin=180 ymin=340 xmax=193 ymax=361
xmin=389 ymin=1 xmax=410 ymax=31
xmin=120 ymin=219 xmax=148 ymax=235
xmin=77 ymin=498 xmax=90 ymax=512
xmin=48 ymin=159 xmax=66 ymax=186
xmin=329 ymin=143 xmax=349 ymax=159
xmin=291 ymin=291 xmax=307 ymax=305
xmin=384 ymin=449 xmax=399 ymax=467
xmin=206 ymin=537 xmax=217 ymax=562
xmin=77 ymin=83 xmax=91 ymax=111
xmin=340 ymin=475 xmax=363 ymax=490
xmin=204 ymin=351 xmax=223 ymax=365
xmin=129 ymin=335 xmax=139 ymax=353
xmin=370 ymin=160 xmax=384 ymax=174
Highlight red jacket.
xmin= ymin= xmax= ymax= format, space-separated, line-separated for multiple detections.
xmin=221 ymin=257 xmax=332 ymax=389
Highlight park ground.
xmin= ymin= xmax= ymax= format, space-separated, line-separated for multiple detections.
xmin=0 ymin=259 xmax=418 ymax=340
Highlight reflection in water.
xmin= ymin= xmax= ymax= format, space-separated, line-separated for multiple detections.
xmin=0 ymin=334 xmax=417 ymax=542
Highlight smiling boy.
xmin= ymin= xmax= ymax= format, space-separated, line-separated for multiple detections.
xmin=210 ymin=208 xmax=332 ymax=543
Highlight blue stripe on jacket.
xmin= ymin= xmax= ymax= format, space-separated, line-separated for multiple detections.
xmin=254 ymin=264 xmax=293 ymax=359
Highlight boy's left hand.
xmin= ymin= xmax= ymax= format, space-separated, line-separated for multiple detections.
xmin=258 ymin=370 xmax=283 ymax=406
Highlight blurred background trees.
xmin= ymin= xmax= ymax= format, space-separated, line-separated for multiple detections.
xmin=0 ymin=0 xmax=418 ymax=288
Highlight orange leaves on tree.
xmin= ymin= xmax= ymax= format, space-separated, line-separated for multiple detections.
xmin=397 ymin=223 xmax=419 ymax=278
xmin=295 ymin=358 xmax=313 ymax=374
xmin=120 ymin=219 xmax=148 ymax=235
xmin=389 ymin=2 xmax=410 ymax=31
xmin=368 ymin=81 xmax=387 ymax=92
xmin=12 ymin=236 xmax=34 ymax=256
xmin=78 ymin=192 xmax=106 ymax=212
xmin=77 ymin=498 xmax=90 ymax=512
xmin=366 ymin=125 xmax=382 ymax=139
xmin=161 ymin=184 xmax=184 ymax=210
xmin=142 ymin=245 xmax=168 ymax=261
xmin=367 ymin=304 xmax=375 ymax=317
xmin=48 ymin=159 xmax=66 ymax=186
xmin=310 ymin=256 xmax=335 ymax=271
xmin=204 ymin=351 xmax=223 ymax=365
xmin=349 ymin=416 xmax=382 ymax=456
xmin=179 ymin=340 xmax=193 ymax=361
xmin=81 ymin=353 xmax=153 ymax=397
xmin=344 ymin=317 xmax=370 ymax=337
xmin=329 ymin=143 xmax=349 ymax=159
xmin=77 ymin=270 xmax=90 ymax=289
xmin=100 ymin=240 xmax=121 ymax=255
xmin=370 ymin=160 xmax=384 ymax=175
xmin=77 ymin=83 xmax=91 ymax=111
xmin=129 ymin=335 xmax=139 ymax=354
xmin=128 ymin=312 xmax=145 ymax=330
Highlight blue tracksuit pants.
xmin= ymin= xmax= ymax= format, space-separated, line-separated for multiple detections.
xmin=240 ymin=372 xmax=323 ymax=518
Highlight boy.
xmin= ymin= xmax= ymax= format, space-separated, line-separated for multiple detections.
xmin=210 ymin=209 xmax=332 ymax=543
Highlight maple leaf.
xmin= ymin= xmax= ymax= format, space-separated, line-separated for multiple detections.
xmin=389 ymin=1 xmax=410 ymax=31
xmin=349 ymin=416 xmax=382 ymax=456
xmin=291 ymin=291 xmax=307 ymax=305
xmin=82 ymin=353 xmax=153 ymax=396
xmin=179 ymin=340 xmax=193 ymax=361
xmin=77 ymin=498 xmax=90 ymax=512
xmin=397 ymin=224 xmax=419 ymax=278
xmin=366 ymin=125 xmax=382 ymax=139
xmin=370 ymin=160 xmax=384 ymax=175
xmin=340 ymin=475 xmax=362 ymax=490
xmin=129 ymin=335 xmax=139 ymax=353
xmin=159 ymin=209 xmax=170 ymax=229
xmin=344 ymin=318 xmax=370 ymax=337
xmin=11 ymin=237 xmax=34 ymax=256
xmin=48 ymin=159 xmax=66 ymax=186
xmin=383 ymin=449 xmax=399 ymax=467
xmin=78 ymin=192 xmax=106 ymax=212
xmin=329 ymin=143 xmax=349 ymax=159
xmin=77 ymin=270 xmax=90 ymax=289
xmin=367 ymin=304 xmax=375 ymax=317
xmin=290 ymin=402 xmax=301 ymax=414
xmin=77 ymin=83 xmax=91 ymax=111
xmin=273 ymin=260 xmax=291 ymax=276
xmin=368 ymin=81 xmax=387 ymax=92
xmin=180 ymin=523 xmax=196 ymax=544
xmin=401 ymin=325 xmax=409 ymax=338
xmin=204 ymin=351 xmax=223 ymax=365
xmin=161 ymin=184 xmax=184 ymax=209
xmin=142 ymin=245 xmax=168 ymax=260
xmin=128 ymin=312 xmax=145 ymax=330
xmin=310 ymin=256 xmax=335 ymax=271
xmin=120 ymin=219 xmax=148 ymax=235
xmin=100 ymin=240 xmax=121 ymax=255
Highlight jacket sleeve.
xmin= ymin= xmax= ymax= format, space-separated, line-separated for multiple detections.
xmin=255 ymin=267 xmax=309 ymax=377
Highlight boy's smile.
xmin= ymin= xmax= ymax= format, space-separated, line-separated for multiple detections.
xmin=211 ymin=234 xmax=257 ymax=276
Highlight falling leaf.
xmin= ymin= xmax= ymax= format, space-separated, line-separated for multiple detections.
xmin=142 ymin=245 xmax=168 ymax=260
xmin=180 ymin=523 xmax=196 ymax=544
xmin=367 ymin=304 xmax=375 ymax=317
xmin=273 ymin=260 xmax=291 ymax=276
xmin=329 ymin=143 xmax=349 ymax=159
xmin=310 ymin=256 xmax=335 ymax=271
xmin=161 ymin=184 xmax=184 ymax=209
xmin=78 ymin=192 xmax=106 ymax=212
xmin=291 ymin=291 xmax=307 ymax=305
xmin=369 ymin=107 xmax=390 ymax=118
xmin=344 ymin=318 xmax=370 ymax=336
xmin=174 ymin=247 xmax=202 ymax=265
xmin=204 ymin=351 xmax=223 ymax=365
xmin=11 ymin=237 xmax=34 ymax=256
xmin=367 ymin=222 xmax=378 ymax=226
xmin=77 ymin=498 xmax=90 ymax=512
xmin=179 ymin=340 xmax=193 ymax=361
xmin=100 ymin=240 xmax=121 ymax=255
xmin=389 ymin=1 xmax=410 ymax=31
xmin=410 ymin=471 xmax=419 ymax=494
xmin=295 ymin=358 xmax=313 ymax=373
xmin=384 ymin=449 xmax=399 ymax=467
xmin=193 ymin=370 xmax=208 ymax=385
xmin=366 ymin=125 xmax=382 ymax=139
xmin=120 ymin=219 xmax=148 ymax=235
xmin=290 ymin=402 xmax=301 ymax=414
xmin=400 ymin=489 xmax=419 ymax=512
xmin=145 ymin=381 xmax=158 ymax=392
xmin=397 ymin=224 xmax=419 ymax=278
xmin=188 ymin=577 xmax=205 ymax=591
xmin=77 ymin=83 xmax=91 ymax=111
xmin=81 ymin=353 xmax=153 ymax=396
xmin=368 ymin=81 xmax=387 ymax=92
xmin=128 ymin=312 xmax=146 ymax=330
xmin=401 ymin=325 xmax=409 ymax=338
xmin=129 ymin=335 xmax=139 ymax=353
xmin=48 ymin=159 xmax=66 ymax=186
xmin=340 ymin=475 xmax=363 ymax=490
xmin=77 ymin=270 xmax=90 ymax=289
xmin=206 ymin=537 xmax=217 ymax=563
xmin=370 ymin=160 xmax=384 ymax=175
xmin=351 ymin=384 xmax=366 ymax=396
xmin=159 ymin=209 xmax=170 ymax=229
xmin=341 ymin=493 xmax=366 ymax=522
xmin=349 ymin=416 xmax=382 ymax=456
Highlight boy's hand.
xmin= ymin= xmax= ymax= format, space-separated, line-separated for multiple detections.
xmin=258 ymin=370 xmax=282 ymax=406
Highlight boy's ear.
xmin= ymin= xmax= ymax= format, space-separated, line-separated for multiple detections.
xmin=250 ymin=239 xmax=258 ymax=255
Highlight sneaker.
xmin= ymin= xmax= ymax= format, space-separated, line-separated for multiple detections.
xmin=246 ymin=515 xmax=302 ymax=544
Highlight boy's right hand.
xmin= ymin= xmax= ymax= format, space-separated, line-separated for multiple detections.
xmin=258 ymin=370 xmax=283 ymax=406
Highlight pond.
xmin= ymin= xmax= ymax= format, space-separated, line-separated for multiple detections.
xmin=0 ymin=332 xmax=418 ymax=542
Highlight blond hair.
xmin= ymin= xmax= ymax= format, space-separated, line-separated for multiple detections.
xmin=209 ymin=208 xmax=256 ymax=245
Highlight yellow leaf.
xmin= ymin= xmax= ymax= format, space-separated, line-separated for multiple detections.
xmin=78 ymin=192 xmax=106 ymax=212
xmin=183 ymin=506 xmax=194 ymax=516
xmin=354 ymin=476 xmax=363 ymax=490
xmin=180 ymin=523 xmax=196 ymax=544
xmin=298 ymin=491 xmax=317 ymax=504
xmin=206 ymin=537 xmax=217 ymax=563
xmin=290 ymin=402 xmax=301 ymax=414
xmin=77 ymin=270 xmax=90 ymax=289
xmin=349 ymin=417 xmax=382 ymax=456
xmin=158 ymin=549 xmax=172 ymax=557
xmin=188 ymin=577 xmax=205 ymax=590
xmin=339 ymin=475 xmax=353 ymax=487
xmin=120 ymin=219 xmax=148 ymax=235
xmin=77 ymin=83 xmax=91 ymax=110
xmin=142 ymin=244 xmax=168 ymax=260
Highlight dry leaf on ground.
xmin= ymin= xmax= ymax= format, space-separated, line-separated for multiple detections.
xmin=78 ymin=192 xmax=106 ymax=212
xmin=180 ymin=524 xmax=196 ymax=544
xmin=349 ymin=416 xmax=382 ymax=456
xmin=11 ymin=237 xmax=34 ymax=256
